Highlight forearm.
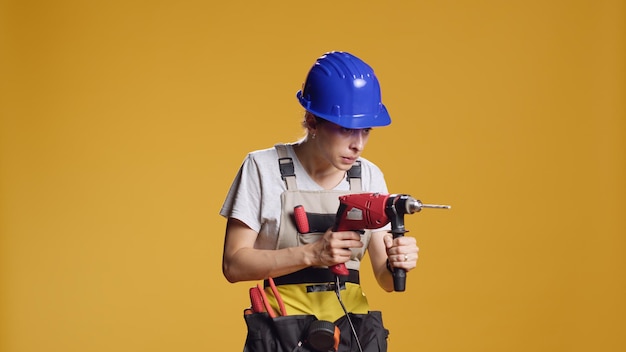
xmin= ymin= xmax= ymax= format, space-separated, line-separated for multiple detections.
xmin=369 ymin=231 xmax=395 ymax=292
xmin=369 ymin=230 xmax=419 ymax=292
xmin=222 ymin=218 xmax=364 ymax=283
xmin=374 ymin=260 xmax=395 ymax=292
xmin=223 ymin=245 xmax=316 ymax=283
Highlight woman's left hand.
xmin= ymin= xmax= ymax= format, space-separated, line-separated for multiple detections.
xmin=383 ymin=234 xmax=419 ymax=272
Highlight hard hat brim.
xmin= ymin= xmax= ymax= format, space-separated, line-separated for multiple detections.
xmin=296 ymin=90 xmax=392 ymax=129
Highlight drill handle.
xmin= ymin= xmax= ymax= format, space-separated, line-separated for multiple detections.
xmin=393 ymin=268 xmax=407 ymax=292
xmin=329 ymin=203 xmax=351 ymax=276
xmin=330 ymin=231 xmax=350 ymax=276
xmin=390 ymin=231 xmax=407 ymax=292
xmin=386 ymin=195 xmax=410 ymax=292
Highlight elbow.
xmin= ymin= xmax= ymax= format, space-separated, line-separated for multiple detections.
xmin=377 ymin=278 xmax=394 ymax=292
xmin=222 ymin=260 xmax=241 ymax=283
xmin=222 ymin=249 xmax=267 ymax=283
xmin=223 ymin=269 xmax=240 ymax=284
xmin=223 ymin=271 xmax=237 ymax=284
xmin=375 ymin=271 xmax=395 ymax=292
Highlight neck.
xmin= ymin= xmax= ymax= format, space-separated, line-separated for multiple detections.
xmin=293 ymin=139 xmax=345 ymax=190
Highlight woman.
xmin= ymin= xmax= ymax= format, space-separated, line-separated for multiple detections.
xmin=220 ymin=51 xmax=419 ymax=352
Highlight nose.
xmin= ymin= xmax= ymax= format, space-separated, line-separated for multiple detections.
xmin=349 ymin=130 xmax=368 ymax=151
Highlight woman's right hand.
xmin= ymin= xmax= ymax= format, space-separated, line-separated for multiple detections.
xmin=311 ymin=228 xmax=364 ymax=267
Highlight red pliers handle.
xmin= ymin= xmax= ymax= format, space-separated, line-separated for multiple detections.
xmin=250 ymin=277 xmax=287 ymax=317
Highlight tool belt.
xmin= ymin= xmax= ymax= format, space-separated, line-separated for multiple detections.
xmin=242 ymin=311 xmax=389 ymax=352
xmin=244 ymin=278 xmax=388 ymax=351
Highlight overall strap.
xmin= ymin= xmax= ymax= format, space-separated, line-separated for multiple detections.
xmin=347 ymin=160 xmax=362 ymax=191
xmin=275 ymin=143 xmax=362 ymax=191
xmin=275 ymin=144 xmax=297 ymax=190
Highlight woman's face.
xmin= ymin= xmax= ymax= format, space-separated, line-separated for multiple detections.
xmin=315 ymin=120 xmax=372 ymax=171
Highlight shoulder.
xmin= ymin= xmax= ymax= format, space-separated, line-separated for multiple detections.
xmin=238 ymin=146 xmax=285 ymax=181
xmin=246 ymin=146 xmax=279 ymax=162
xmin=239 ymin=146 xmax=281 ymax=171
xmin=356 ymin=156 xmax=388 ymax=192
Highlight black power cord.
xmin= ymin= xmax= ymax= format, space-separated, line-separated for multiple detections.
xmin=334 ymin=276 xmax=363 ymax=352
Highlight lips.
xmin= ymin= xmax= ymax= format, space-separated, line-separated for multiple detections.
xmin=341 ymin=156 xmax=357 ymax=164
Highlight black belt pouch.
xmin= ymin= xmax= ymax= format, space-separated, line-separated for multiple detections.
xmin=242 ymin=311 xmax=389 ymax=352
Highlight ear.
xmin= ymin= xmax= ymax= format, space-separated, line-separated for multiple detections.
xmin=304 ymin=112 xmax=318 ymax=133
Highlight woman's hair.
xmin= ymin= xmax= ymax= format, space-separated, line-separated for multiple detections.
xmin=301 ymin=112 xmax=327 ymax=129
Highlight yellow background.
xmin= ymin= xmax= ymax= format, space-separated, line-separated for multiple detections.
xmin=1 ymin=1 xmax=624 ymax=351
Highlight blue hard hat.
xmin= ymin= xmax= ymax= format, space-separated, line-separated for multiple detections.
xmin=296 ymin=51 xmax=391 ymax=129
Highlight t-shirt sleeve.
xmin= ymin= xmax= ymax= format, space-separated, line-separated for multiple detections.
xmin=219 ymin=154 xmax=263 ymax=233
xmin=361 ymin=158 xmax=389 ymax=194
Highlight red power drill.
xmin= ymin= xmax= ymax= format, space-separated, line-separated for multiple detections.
xmin=332 ymin=192 xmax=451 ymax=291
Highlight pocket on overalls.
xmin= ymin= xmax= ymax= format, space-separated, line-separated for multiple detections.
xmin=298 ymin=232 xmax=323 ymax=246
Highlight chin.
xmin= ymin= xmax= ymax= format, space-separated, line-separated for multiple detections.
xmin=337 ymin=161 xmax=355 ymax=171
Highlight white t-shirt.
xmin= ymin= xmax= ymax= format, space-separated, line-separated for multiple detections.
xmin=219 ymin=143 xmax=389 ymax=249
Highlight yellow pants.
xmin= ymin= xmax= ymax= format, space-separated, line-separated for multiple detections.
xmin=264 ymin=282 xmax=370 ymax=322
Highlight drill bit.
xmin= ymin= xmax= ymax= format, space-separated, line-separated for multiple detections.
xmin=421 ymin=204 xmax=452 ymax=209
xmin=407 ymin=198 xmax=452 ymax=213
